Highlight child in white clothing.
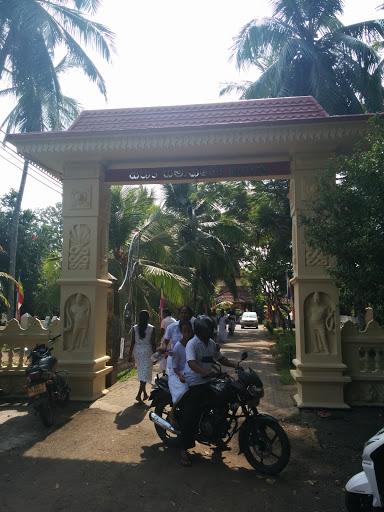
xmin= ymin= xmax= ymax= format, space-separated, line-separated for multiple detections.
xmin=168 ymin=320 xmax=193 ymax=427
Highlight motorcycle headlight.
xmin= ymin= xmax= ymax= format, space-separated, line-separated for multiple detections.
xmin=247 ymin=385 xmax=264 ymax=398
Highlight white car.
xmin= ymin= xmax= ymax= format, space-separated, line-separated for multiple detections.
xmin=240 ymin=312 xmax=259 ymax=329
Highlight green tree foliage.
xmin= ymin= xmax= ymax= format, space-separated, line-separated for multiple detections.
xmin=221 ymin=0 xmax=384 ymax=115
xmin=300 ymin=118 xmax=384 ymax=327
xmin=0 ymin=192 xmax=62 ymax=316
xmin=242 ymin=180 xmax=292 ymax=321
xmin=0 ymin=0 xmax=115 ymax=133
xmin=192 ymin=180 xmax=292 ymax=320
xmin=34 ymin=254 xmax=61 ymax=318
xmin=162 ymin=183 xmax=243 ymax=313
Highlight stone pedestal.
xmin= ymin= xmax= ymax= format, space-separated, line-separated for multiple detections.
xmin=289 ymin=154 xmax=351 ymax=408
xmin=57 ymin=164 xmax=112 ymax=400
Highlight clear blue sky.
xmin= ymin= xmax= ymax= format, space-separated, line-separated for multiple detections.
xmin=1 ymin=0 xmax=382 ymax=209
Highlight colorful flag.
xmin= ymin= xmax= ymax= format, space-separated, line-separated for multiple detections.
xmin=16 ymin=275 xmax=24 ymax=321
xmin=159 ymin=279 xmax=164 ymax=326
xmin=286 ymin=270 xmax=295 ymax=322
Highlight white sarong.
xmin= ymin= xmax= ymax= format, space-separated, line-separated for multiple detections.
xmin=168 ymin=371 xmax=189 ymax=404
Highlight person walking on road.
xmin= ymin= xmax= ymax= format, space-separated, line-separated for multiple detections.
xmin=128 ymin=310 xmax=156 ymax=403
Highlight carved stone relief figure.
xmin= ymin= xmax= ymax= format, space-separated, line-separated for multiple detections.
xmin=71 ymin=186 xmax=91 ymax=209
xmin=305 ymin=291 xmax=335 ymax=354
xmin=68 ymin=224 xmax=90 ymax=270
xmin=64 ymin=293 xmax=90 ymax=351
xmin=305 ymin=247 xmax=329 ymax=267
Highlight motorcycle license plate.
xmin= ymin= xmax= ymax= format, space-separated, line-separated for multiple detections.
xmin=28 ymin=382 xmax=47 ymax=397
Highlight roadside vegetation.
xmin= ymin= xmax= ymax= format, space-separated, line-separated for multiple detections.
xmin=265 ymin=326 xmax=296 ymax=385
xmin=117 ymin=368 xmax=138 ymax=382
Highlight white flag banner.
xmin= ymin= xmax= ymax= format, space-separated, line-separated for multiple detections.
xmin=120 ymin=337 xmax=125 ymax=359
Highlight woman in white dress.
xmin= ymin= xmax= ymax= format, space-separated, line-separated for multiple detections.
xmin=128 ymin=310 xmax=156 ymax=403
xmin=218 ymin=309 xmax=228 ymax=342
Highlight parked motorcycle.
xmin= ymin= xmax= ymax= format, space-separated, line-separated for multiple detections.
xmin=24 ymin=333 xmax=70 ymax=426
xmin=149 ymin=352 xmax=290 ymax=474
xmin=345 ymin=427 xmax=384 ymax=511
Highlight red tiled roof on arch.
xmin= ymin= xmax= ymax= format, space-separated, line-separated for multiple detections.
xmin=67 ymin=96 xmax=329 ymax=134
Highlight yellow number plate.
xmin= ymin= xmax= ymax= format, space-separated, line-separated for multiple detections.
xmin=28 ymin=382 xmax=47 ymax=397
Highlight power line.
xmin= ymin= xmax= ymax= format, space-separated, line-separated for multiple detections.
xmin=1 ymin=142 xmax=60 ymax=183
xmin=0 ymin=132 xmax=62 ymax=187
xmin=0 ymin=151 xmax=62 ymax=195
xmin=0 ymin=144 xmax=62 ymax=189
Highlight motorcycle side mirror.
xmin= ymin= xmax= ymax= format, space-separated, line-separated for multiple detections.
xmin=241 ymin=351 xmax=248 ymax=361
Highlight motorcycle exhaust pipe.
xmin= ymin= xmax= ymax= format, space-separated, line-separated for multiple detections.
xmin=149 ymin=411 xmax=181 ymax=435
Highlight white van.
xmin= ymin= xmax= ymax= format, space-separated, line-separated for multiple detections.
xmin=240 ymin=312 xmax=259 ymax=329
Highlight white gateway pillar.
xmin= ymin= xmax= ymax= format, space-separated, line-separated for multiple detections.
xmin=57 ymin=163 xmax=112 ymax=400
xmin=289 ymin=154 xmax=351 ymax=409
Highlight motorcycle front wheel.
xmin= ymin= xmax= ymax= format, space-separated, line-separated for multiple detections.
xmin=243 ymin=417 xmax=290 ymax=474
xmin=154 ymin=399 xmax=181 ymax=447
xmin=39 ymin=395 xmax=55 ymax=427
xmin=345 ymin=491 xmax=374 ymax=512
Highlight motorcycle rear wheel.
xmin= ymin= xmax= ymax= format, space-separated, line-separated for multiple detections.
xmin=154 ymin=399 xmax=181 ymax=447
xmin=243 ymin=417 xmax=290 ymax=474
xmin=345 ymin=491 xmax=374 ymax=512
xmin=39 ymin=396 xmax=55 ymax=427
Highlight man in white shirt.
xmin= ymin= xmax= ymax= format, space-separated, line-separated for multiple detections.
xmin=180 ymin=315 xmax=237 ymax=467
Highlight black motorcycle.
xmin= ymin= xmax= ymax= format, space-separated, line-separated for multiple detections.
xmin=24 ymin=333 xmax=70 ymax=426
xmin=149 ymin=351 xmax=290 ymax=474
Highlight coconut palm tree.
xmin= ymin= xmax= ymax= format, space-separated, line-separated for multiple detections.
xmin=0 ymin=0 xmax=115 ymax=318
xmin=221 ymin=0 xmax=384 ymax=115
xmin=162 ymin=183 xmax=245 ymax=313
xmin=109 ymin=186 xmax=190 ymax=334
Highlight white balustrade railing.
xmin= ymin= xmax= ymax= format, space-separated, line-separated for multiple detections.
xmin=341 ymin=320 xmax=384 ymax=404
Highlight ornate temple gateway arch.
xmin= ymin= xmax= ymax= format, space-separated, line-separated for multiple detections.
xmin=6 ymin=96 xmax=372 ymax=405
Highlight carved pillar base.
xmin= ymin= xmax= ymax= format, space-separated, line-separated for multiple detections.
xmin=57 ymin=357 xmax=112 ymax=401
xmin=291 ymin=361 xmax=351 ymax=409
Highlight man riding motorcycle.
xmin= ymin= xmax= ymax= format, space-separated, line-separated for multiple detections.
xmin=180 ymin=315 xmax=238 ymax=467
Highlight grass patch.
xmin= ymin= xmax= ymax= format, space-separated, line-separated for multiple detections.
xmin=266 ymin=327 xmax=296 ymax=386
xmin=278 ymin=368 xmax=295 ymax=385
xmin=117 ymin=368 xmax=137 ymax=382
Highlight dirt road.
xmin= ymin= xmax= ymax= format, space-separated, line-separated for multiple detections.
xmin=1 ymin=328 xmax=383 ymax=512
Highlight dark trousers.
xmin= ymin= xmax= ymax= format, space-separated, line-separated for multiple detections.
xmin=181 ymin=383 xmax=210 ymax=450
